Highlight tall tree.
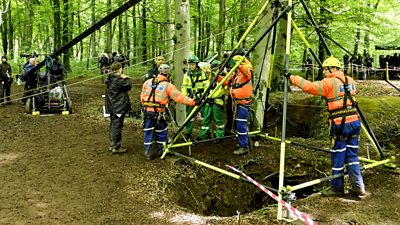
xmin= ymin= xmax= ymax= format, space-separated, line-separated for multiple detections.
xmin=253 ymin=0 xmax=274 ymax=128
xmin=22 ymin=0 xmax=34 ymax=53
xmin=164 ymin=0 xmax=173 ymax=63
xmin=90 ymin=0 xmax=97 ymax=57
xmin=77 ymin=0 xmax=83 ymax=60
xmin=8 ymin=1 xmax=13 ymax=58
xmin=125 ymin=11 xmax=131 ymax=61
xmin=1 ymin=0 xmax=9 ymax=55
xmin=106 ymin=0 xmax=112 ymax=51
xmin=174 ymin=0 xmax=190 ymax=125
xmin=132 ymin=6 xmax=138 ymax=63
xmin=141 ymin=0 xmax=147 ymax=62
xmin=217 ymin=0 xmax=225 ymax=60
xmin=62 ymin=0 xmax=71 ymax=71
xmin=118 ymin=15 xmax=123 ymax=53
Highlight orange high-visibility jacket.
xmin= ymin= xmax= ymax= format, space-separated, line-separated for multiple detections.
xmin=218 ymin=59 xmax=253 ymax=105
xmin=290 ymin=71 xmax=359 ymax=125
xmin=141 ymin=74 xmax=195 ymax=112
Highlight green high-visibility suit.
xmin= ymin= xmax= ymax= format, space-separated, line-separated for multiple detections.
xmin=181 ymin=67 xmax=209 ymax=138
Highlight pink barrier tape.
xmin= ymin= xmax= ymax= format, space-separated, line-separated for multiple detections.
xmin=226 ymin=165 xmax=318 ymax=225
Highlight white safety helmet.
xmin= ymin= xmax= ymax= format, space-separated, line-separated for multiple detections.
xmin=158 ymin=64 xmax=170 ymax=75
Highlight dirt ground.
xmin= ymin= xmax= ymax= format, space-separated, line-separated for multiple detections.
xmin=1 ymin=77 xmax=399 ymax=225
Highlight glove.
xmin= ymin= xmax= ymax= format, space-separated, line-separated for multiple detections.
xmin=195 ymin=99 xmax=202 ymax=106
xmin=284 ymin=72 xmax=291 ymax=79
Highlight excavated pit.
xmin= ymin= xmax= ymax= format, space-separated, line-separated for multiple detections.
xmin=169 ymin=155 xmax=322 ymax=217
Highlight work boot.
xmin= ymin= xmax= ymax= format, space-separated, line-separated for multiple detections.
xmin=146 ymin=154 xmax=155 ymax=161
xmin=112 ymin=148 xmax=127 ymax=154
xmin=225 ymin=129 xmax=234 ymax=136
xmin=321 ymin=187 xmax=345 ymax=197
xmin=349 ymin=188 xmax=366 ymax=197
xmin=233 ymin=147 xmax=249 ymax=155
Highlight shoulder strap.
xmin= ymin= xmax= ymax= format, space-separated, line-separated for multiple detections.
xmin=331 ymin=76 xmax=357 ymax=134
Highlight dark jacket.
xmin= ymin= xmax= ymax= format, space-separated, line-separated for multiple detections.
xmin=105 ymin=74 xmax=132 ymax=114
xmin=0 ymin=62 xmax=12 ymax=82
xmin=143 ymin=64 xmax=158 ymax=82
xmin=23 ymin=64 xmax=38 ymax=89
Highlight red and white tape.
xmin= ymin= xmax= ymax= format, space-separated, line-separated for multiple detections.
xmin=226 ymin=165 xmax=317 ymax=225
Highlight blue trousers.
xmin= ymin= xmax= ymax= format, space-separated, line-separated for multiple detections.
xmin=330 ymin=120 xmax=365 ymax=192
xmin=235 ymin=104 xmax=249 ymax=148
xmin=143 ymin=111 xmax=168 ymax=158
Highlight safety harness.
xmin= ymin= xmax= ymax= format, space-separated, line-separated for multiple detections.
xmin=143 ymin=77 xmax=167 ymax=120
xmin=231 ymin=70 xmax=253 ymax=104
xmin=188 ymin=69 xmax=207 ymax=99
xmin=326 ymin=76 xmax=358 ymax=139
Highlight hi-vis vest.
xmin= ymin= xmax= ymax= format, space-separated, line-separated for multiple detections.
xmin=290 ymin=71 xmax=359 ymax=125
xmin=181 ymin=67 xmax=209 ymax=99
xmin=230 ymin=59 xmax=253 ymax=105
xmin=141 ymin=74 xmax=195 ymax=112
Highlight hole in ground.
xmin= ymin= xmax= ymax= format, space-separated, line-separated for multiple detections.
xmin=169 ymin=159 xmax=321 ymax=217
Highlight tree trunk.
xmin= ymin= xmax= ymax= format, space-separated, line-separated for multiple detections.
xmin=364 ymin=0 xmax=380 ymax=56
xmin=253 ymin=0 xmax=273 ymax=127
xmin=90 ymin=0 xmax=97 ymax=57
xmin=23 ymin=0 xmax=34 ymax=52
xmin=63 ymin=0 xmax=71 ymax=72
xmin=125 ymin=11 xmax=130 ymax=62
xmin=217 ymin=0 xmax=225 ymax=60
xmin=141 ymin=0 xmax=147 ymax=63
xmin=117 ymin=15 xmax=123 ymax=53
xmin=196 ymin=0 xmax=202 ymax=58
xmin=8 ymin=2 xmax=13 ymax=58
xmin=205 ymin=19 xmax=210 ymax=57
xmin=353 ymin=26 xmax=361 ymax=56
xmin=238 ymin=0 xmax=247 ymax=46
xmin=174 ymin=0 xmax=190 ymax=125
xmin=271 ymin=15 xmax=287 ymax=92
xmin=164 ymin=0 xmax=173 ymax=64
xmin=77 ymin=0 xmax=83 ymax=61
xmin=1 ymin=0 xmax=8 ymax=55
xmin=106 ymin=0 xmax=112 ymax=52
xmin=132 ymin=5 xmax=137 ymax=63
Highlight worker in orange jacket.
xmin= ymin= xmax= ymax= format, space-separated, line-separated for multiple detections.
xmin=141 ymin=64 xmax=199 ymax=160
xmin=219 ymin=54 xmax=254 ymax=155
xmin=289 ymin=56 xmax=365 ymax=197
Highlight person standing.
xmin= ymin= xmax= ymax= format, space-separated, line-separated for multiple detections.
xmin=196 ymin=60 xmax=225 ymax=141
xmin=21 ymin=58 xmax=38 ymax=104
xmin=99 ymin=50 xmax=112 ymax=83
xmin=0 ymin=56 xmax=12 ymax=105
xmin=219 ymin=54 xmax=254 ymax=155
xmin=141 ymin=64 xmax=198 ymax=160
xmin=105 ymin=62 xmax=132 ymax=154
xmin=305 ymin=55 xmax=313 ymax=80
xmin=181 ymin=55 xmax=209 ymax=140
xmin=289 ymin=56 xmax=365 ymax=197
xmin=144 ymin=55 xmax=165 ymax=82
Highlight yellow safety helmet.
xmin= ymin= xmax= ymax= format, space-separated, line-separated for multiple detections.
xmin=322 ymin=56 xmax=342 ymax=69
xmin=232 ymin=55 xmax=243 ymax=62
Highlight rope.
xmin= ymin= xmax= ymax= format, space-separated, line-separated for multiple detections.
xmin=226 ymin=165 xmax=318 ymax=225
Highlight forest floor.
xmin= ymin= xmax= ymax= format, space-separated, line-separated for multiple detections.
xmin=1 ymin=77 xmax=400 ymax=225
